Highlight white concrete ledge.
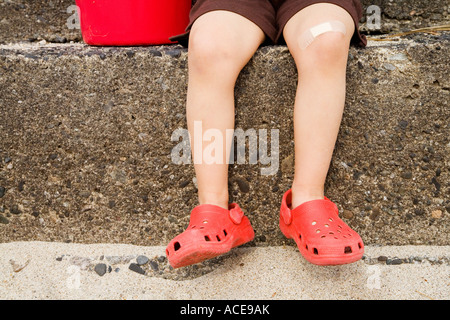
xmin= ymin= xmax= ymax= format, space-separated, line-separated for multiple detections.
xmin=0 ymin=241 xmax=448 ymax=300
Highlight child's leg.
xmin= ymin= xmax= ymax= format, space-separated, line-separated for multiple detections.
xmin=282 ymin=3 xmax=355 ymax=209
xmin=187 ymin=11 xmax=265 ymax=209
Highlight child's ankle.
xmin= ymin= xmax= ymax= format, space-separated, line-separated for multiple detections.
xmin=290 ymin=184 xmax=324 ymax=210
xmin=198 ymin=192 xmax=229 ymax=210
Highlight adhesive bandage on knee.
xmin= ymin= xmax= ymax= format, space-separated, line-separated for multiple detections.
xmin=299 ymin=20 xmax=347 ymax=50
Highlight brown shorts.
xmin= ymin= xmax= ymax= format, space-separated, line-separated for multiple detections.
xmin=171 ymin=0 xmax=367 ymax=47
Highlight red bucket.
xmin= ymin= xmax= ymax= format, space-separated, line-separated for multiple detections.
xmin=75 ymin=0 xmax=191 ymax=45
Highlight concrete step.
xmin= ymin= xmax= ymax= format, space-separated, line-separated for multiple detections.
xmin=0 ymin=0 xmax=449 ymax=44
xmin=0 ymin=34 xmax=449 ymax=247
xmin=1 ymin=241 xmax=448 ymax=300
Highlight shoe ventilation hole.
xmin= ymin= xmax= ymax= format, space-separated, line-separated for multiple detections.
xmin=324 ymin=224 xmax=329 ymax=228
xmin=223 ymin=229 xmax=228 ymax=237
xmin=174 ymin=242 xmax=181 ymax=251
xmin=216 ymin=235 xmax=221 ymax=242
xmin=313 ymin=248 xmax=319 ymax=255
xmin=344 ymin=246 xmax=352 ymax=254
xmin=305 ymin=244 xmax=308 ymax=250
xmin=316 ymin=229 xmax=321 ymax=234
xmin=358 ymin=242 xmax=362 ymax=249
xmin=202 ymin=220 xmax=208 ymax=224
xmin=204 ymin=236 xmax=211 ymax=242
xmin=312 ymin=221 xmax=317 ymax=225
xmin=329 ymin=218 xmax=333 ymax=222
xmin=299 ymin=234 xmax=302 ymax=240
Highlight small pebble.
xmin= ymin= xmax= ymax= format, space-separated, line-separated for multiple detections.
xmin=149 ymin=260 xmax=159 ymax=271
xmin=431 ymin=210 xmax=442 ymax=219
xmin=0 ymin=215 xmax=9 ymax=224
xmin=401 ymin=171 xmax=413 ymax=179
xmin=165 ymin=49 xmax=181 ymax=58
xmin=382 ymin=63 xmax=396 ymax=71
xmin=10 ymin=204 xmax=21 ymax=215
xmin=136 ymin=255 xmax=149 ymax=265
xmin=386 ymin=258 xmax=403 ymax=265
xmin=235 ymin=177 xmax=250 ymax=193
xmin=94 ymin=263 xmax=107 ymax=276
xmin=0 ymin=186 xmax=5 ymax=198
xmin=129 ymin=263 xmax=146 ymax=275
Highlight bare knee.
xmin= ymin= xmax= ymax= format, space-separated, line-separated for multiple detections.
xmin=188 ymin=27 xmax=243 ymax=80
xmin=293 ymin=32 xmax=350 ymax=72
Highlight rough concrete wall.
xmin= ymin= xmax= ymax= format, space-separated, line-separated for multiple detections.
xmin=0 ymin=36 xmax=448 ymax=246
xmin=360 ymin=0 xmax=450 ymax=34
xmin=0 ymin=0 xmax=449 ymax=247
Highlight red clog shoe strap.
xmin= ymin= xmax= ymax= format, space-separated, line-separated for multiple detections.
xmin=280 ymin=190 xmax=339 ymax=226
xmin=189 ymin=203 xmax=245 ymax=227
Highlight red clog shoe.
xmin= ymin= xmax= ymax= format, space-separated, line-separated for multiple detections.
xmin=280 ymin=189 xmax=364 ymax=265
xmin=166 ymin=203 xmax=255 ymax=268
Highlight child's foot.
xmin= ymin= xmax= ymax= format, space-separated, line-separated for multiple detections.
xmin=279 ymin=189 xmax=364 ymax=265
xmin=165 ymin=203 xmax=254 ymax=268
